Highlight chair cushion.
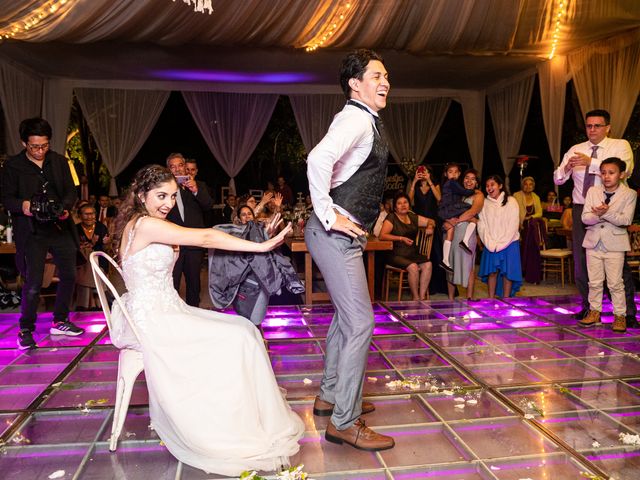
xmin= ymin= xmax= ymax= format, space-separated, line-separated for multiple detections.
xmin=540 ymin=249 xmax=572 ymax=258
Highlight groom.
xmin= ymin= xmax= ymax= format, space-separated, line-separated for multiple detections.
xmin=305 ymin=49 xmax=394 ymax=451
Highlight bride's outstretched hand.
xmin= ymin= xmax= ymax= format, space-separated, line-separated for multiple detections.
xmin=266 ymin=212 xmax=283 ymax=237
xmin=261 ymin=223 xmax=291 ymax=251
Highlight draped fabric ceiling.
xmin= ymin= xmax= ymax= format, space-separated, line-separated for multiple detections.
xmin=1 ymin=0 xmax=640 ymax=189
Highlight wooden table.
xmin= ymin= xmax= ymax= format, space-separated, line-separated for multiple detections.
xmin=286 ymin=235 xmax=392 ymax=304
xmin=0 ymin=242 xmax=16 ymax=254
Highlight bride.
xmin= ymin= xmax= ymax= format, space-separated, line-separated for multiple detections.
xmin=110 ymin=165 xmax=304 ymax=476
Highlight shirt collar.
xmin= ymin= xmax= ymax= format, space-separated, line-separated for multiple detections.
xmin=348 ymin=99 xmax=379 ymax=118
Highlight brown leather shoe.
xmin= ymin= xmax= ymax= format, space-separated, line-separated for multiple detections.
xmin=578 ymin=310 xmax=600 ymax=328
xmin=325 ymin=419 xmax=394 ymax=451
xmin=612 ymin=314 xmax=627 ymax=333
xmin=313 ymin=396 xmax=375 ymax=416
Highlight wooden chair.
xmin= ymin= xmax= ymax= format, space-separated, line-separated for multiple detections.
xmin=89 ymin=251 xmax=144 ymax=452
xmin=382 ymin=227 xmax=433 ymax=301
xmin=540 ymin=248 xmax=573 ymax=287
xmin=626 ymin=225 xmax=640 ymax=279
xmin=39 ymin=254 xmax=60 ymax=308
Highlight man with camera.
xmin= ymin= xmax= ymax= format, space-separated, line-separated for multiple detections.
xmin=1 ymin=117 xmax=83 ymax=350
xmin=166 ymin=152 xmax=213 ymax=307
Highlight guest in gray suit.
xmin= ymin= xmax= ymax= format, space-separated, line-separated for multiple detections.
xmin=579 ymin=157 xmax=637 ymax=333
xmin=554 ymin=109 xmax=634 ymax=321
xmin=305 ymin=49 xmax=394 ymax=452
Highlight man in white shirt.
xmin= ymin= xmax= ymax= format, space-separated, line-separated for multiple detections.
xmin=305 ymin=49 xmax=394 ymax=452
xmin=554 ymin=109 xmax=634 ymax=322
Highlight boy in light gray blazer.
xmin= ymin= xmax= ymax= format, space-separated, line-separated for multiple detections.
xmin=580 ymin=157 xmax=637 ymax=332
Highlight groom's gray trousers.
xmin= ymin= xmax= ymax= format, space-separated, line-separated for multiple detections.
xmin=305 ymin=213 xmax=374 ymax=430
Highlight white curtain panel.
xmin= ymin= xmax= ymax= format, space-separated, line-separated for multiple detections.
xmin=42 ymin=78 xmax=75 ymax=153
xmin=288 ymin=94 xmax=345 ymax=153
xmin=75 ymin=88 xmax=169 ymax=195
xmin=0 ymin=60 xmax=43 ymax=155
xmin=537 ymin=56 xmax=569 ymax=168
xmin=569 ymin=28 xmax=640 ymax=138
xmin=457 ymin=91 xmax=486 ymax=173
xmin=383 ymin=97 xmax=451 ymax=174
xmin=488 ymin=74 xmax=535 ymax=187
xmin=182 ymin=91 xmax=279 ymax=193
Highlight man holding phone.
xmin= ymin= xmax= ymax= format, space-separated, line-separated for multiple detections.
xmin=166 ymin=153 xmax=213 ymax=306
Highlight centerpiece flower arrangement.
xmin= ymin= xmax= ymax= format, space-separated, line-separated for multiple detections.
xmin=282 ymin=193 xmax=310 ymax=237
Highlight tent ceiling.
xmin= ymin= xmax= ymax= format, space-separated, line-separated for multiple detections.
xmin=1 ymin=0 xmax=640 ymax=93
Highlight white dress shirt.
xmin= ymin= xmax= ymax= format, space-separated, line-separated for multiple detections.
xmin=307 ymin=100 xmax=380 ymax=230
xmin=478 ymin=193 xmax=520 ymax=252
xmin=554 ymin=137 xmax=633 ymax=205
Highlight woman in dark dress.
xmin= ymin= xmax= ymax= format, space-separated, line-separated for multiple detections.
xmin=379 ymin=192 xmax=435 ymax=300
xmin=513 ymin=177 xmax=547 ymax=283
xmin=408 ymin=164 xmax=447 ymax=294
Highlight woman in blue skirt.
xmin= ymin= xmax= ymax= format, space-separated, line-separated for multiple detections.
xmin=477 ymin=175 xmax=523 ymax=298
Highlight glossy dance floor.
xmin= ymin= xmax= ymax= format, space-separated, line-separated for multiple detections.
xmin=1 ymin=295 xmax=640 ymax=479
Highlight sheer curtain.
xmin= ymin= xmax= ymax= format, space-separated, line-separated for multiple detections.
xmin=383 ymin=97 xmax=451 ymax=175
xmin=288 ymin=94 xmax=345 ymax=153
xmin=182 ymin=91 xmax=279 ymax=193
xmin=457 ymin=91 xmax=486 ymax=173
xmin=75 ymin=88 xmax=169 ymax=195
xmin=42 ymin=78 xmax=75 ymax=154
xmin=488 ymin=73 xmax=535 ymax=187
xmin=0 ymin=61 xmax=43 ymax=154
xmin=537 ymin=56 xmax=569 ymax=167
xmin=569 ymin=28 xmax=640 ymax=137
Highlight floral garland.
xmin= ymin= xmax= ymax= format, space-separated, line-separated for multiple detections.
xmin=240 ymin=464 xmax=312 ymax=480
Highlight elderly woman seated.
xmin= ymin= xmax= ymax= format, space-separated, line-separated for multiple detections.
xmin=379 ymin=192 xmax=435 ymax=301
xmin=512 ymin=176 xmax=547 ymax=283
xmin=75 ymin=204 xmax=111 ymax=310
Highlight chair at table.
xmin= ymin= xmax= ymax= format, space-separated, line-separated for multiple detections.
xmin=626 ymin=225 xmax=640 ymax=279
xmin=382 ymin=227 xmax=433 ymax=301
xmin=89 ymin=251 xmax=144 ymax=452
xmin=39 ymin=254 xmax=60 ymax=309
xmin=540 ymin=248 xmax=573 ymax=287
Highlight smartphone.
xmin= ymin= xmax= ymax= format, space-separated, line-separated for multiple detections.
xmin=176 ymin=175 xmax=189 ymax=185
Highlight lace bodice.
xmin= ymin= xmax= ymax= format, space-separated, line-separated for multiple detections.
xmin=112 ymin=218 xmax=189 ymax=346
xmin=122 ymin=243 xmax=179 ymax=300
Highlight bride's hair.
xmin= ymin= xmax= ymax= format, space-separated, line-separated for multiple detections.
xmin=112 ymin=164 xmax=176 ymax=259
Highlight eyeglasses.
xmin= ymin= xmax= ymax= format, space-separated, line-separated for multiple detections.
xmin=586 ymin=124 xmax=607 ymax=129
xmin=27 ymin=143 xmax=49 ymax=151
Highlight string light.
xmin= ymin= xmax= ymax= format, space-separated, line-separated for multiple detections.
xmin=0 ymin=0 xmax=73 ymax=40
xmin=173 ymin=0 xmax=213 ymax=15
xmin=304 ymin=1 xmax=354 ymax=52
xmin=548 ymin=0 xmax=566 ymax=59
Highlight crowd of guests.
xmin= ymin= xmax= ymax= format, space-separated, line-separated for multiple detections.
xmin=371 ymin=108 xmax=638 ymax=334
xmin=3 ymin=107 xmax=638 ymax=354
xmin=0 ymin=117 xmax=303 ymax=342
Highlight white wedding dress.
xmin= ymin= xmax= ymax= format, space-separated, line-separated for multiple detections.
xmin=111 ymin=217 xmax=304 ymax=476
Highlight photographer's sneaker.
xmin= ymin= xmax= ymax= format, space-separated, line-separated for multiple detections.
xmin=17 ymin=329 xmax=37 ymax=350
xmin=50 ymin=320 xmax=84 ymax=336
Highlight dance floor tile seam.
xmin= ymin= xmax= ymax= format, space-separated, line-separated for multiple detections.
xmin=2 ymin=296 xmax=640 ymax=479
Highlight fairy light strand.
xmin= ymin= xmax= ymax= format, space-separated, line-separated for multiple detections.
xmin=305 ymin=1 xmax=353 ymax=52
xmin=548 ymin=0 xmax=566 ymax=59
xmin=0 ymin=0 xmax=73 ymax=39
xmin=173 ymin=0 xmax=213 ymax=15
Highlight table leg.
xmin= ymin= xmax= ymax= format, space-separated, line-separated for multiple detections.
xmin=366 ymin=251 xmax=375 ymax=300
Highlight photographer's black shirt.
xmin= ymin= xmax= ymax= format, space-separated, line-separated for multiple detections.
xmin=1 ymin=149 xmax=77 ymax=239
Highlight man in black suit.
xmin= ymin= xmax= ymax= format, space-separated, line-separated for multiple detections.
xmin=95 ymin=195 xmax=117 ymax=230
xmin=166 ymin=153 xmax=213 ymax=306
